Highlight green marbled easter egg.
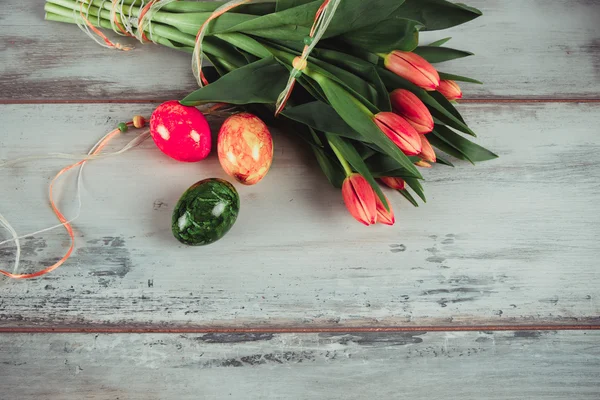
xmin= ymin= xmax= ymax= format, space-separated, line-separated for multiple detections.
xmin=172 ymin=178 xmax=240 ymax=246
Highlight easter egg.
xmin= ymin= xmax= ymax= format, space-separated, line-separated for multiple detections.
xmin=172 ymin=178 xmax=240 ymax=246
xmin=150 ymin=100 xmax=211 ymax=162
xmin=217 ymin=113 xmax=273 ymax=185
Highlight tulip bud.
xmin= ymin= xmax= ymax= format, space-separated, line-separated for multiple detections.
xmin=415 ymin=160 xmax=432 ymax=168
xmin=342 ymin=173 xmax=377 ymax=226
xmin=380 ymin=177 xmax=406 ymax=191
xmin=437 ymin=80 xmax=463 ymax=100
xmin=375 ymin=194 xmax=395 ymax=226
xmin=390 ymin=89 xmax=434 ymax=134
xmin=419 ymin=134 xmax=436 ymax=163
xmin=373 ymin=112 xmax=422 ymax=156
xmin=384 ymin=51 xmax=440 ymax=91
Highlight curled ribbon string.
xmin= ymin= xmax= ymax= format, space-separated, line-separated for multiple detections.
xmin=192 ymin=0 xmax=252 ymax=87
xmin=110 ymin=0 xmax=134 ymax=37
xmin=0 ymin=125 xmax=150 ymax=280
xmin=274 ymin=0 xmax=340 ymax=115
xmin=136 ymin=0 xmax=178 ymax=44
xmin=76 ymin=0 xmax=133 ymax=51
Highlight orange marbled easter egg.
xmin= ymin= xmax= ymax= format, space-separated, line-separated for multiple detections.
xmin=217 ymin=113 xmax=273 ymax=186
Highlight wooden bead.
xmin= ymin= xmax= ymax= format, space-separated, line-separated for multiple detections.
xmin=133 ymin=115 xmax=146 ymax=129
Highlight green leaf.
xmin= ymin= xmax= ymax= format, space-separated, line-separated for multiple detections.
xmin=308 ymin=59 xmax=382 ymax=114
xmin=312 ymin=76 xmax=422 ymax=179
xmin=181 ymin=57 xmax=288 ymax=106
xmin=427 ymin=133 xmax=473 ymax=163
xmin=266 ymin=43 xmax=381 ymax=114
xmin=327 ymin=134 xmax=389 ymax=210
xmin=433 ymin=125 xmax=498 ymax=162
xmin=310 ymin=48 xmax=391 ymax=111
xmin=341 ymin=18 xmax=423 ymax=53
xmin=282 ymin=102 xmax=363 ymax=141
xmin=404 ymin=178 xmax=427 ymax=202
xmin=224 ymin=0 xmax=407 ymax=39
xmin=275 ymin=0 xmax=314 ymax=12
xmin=394 ymin=0 xmax=482 ymax=31
xmin=323 ymin=0 xmax=408 ymax=37
xmin=427 ymin=37 xmax=452 ymax=47
xmin=435 ymin=154 xmax=455 ymax=167
xmin=214 ymin=32 xmax=272 ymax=58
xmin=439 ymin=71 xmax=483 ymax=84
xmin=297 ymin=75 xmax=328 ymax=103
xmin=399 ymin=189 xmax=420 ymax=207
xmin=309 ymin=139 xmax=346 ymax=188
xmin=353 ymin=142 xmax=379 ymax=160
xmin=366 ymin=154 xmax=421 ymax=177
xmin=413 ymin=46 xmax=473 ymax=63
xmin=205 ymin=55 xmax=232 ymax=76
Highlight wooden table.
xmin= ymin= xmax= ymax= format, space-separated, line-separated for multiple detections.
xmin=1 ymin=1 xmax=599 ymax=398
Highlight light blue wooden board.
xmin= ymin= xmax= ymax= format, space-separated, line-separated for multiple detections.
xmin=0 ymin=0 xmax=599 ymax=100
xmin=0 ymin=103 xmax=598 ymax=328
xmin=0 ymin=331 xmax=599 ymax=399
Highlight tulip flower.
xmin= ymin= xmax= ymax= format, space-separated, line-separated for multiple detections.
xmin=342 ymin=173 xmax=377 ymax=226
xmin=390 ymin=89 xmax=434 ymax=134
xmin=384 ymin=51 xmax=440 ymax=91
xmin=380 ymin=177 xmax=406 ymax=191
xmin=437 ymin=80 xmax=463 ymax=100
xmin=373 ymin=112 xmax=422 ymax=156
xmin=419 ymin=135 xmax=437 ymax=163
xmin=375 ymin=194 xmax=395 ymax=226
xmin=415 ymin=160 xmax=432 ymax=168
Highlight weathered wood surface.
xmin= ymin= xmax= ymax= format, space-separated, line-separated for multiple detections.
xmin=1 ymin=330 xmax=599 ymax=399
xmin=1 ymin=102 xmax=599 ymax=328
xmin=1 ymin=0 xmax=599 ymax=101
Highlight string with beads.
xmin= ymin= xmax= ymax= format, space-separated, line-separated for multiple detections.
xmin=0 ymin=116 xmax=149 ymax=281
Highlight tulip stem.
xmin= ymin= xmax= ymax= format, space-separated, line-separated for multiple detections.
xmin=328 ymin=140 xmax=353 ymax=176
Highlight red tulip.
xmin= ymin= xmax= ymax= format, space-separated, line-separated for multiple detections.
xmin=437 ymin=80 xmax=463 ymax=100
xmin=375 ymin=194 xmax=395 ymax=226
xmin=342 ymin=173 xmax=377 ymax=226
xmin=419 ymin=135 xmax=437 ymax=163
xmin=380 ymin=177 xmax=406 ymax=191
xmin=390 ymin=89 xmax=434 ymax=134
xmin=373 ymin=112 xmax=422 ymax=156
xmin=384 ymin=51 xmax=440 ymax=91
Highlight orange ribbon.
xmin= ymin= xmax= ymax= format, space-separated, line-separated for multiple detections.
xmin=0 ymin=124 xmax=130 ymax=280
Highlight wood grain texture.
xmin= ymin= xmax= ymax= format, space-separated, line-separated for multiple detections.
xmin=1 ymin=331 xmax=599 ymax=399
xmin=0 ymin=0 xmax=599 ymax=101
xmin=0 ymin=103 xmax=599 ymax=329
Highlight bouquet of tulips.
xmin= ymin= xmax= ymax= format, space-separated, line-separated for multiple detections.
xmin=45 ymin=0 xmax=497 ymax=226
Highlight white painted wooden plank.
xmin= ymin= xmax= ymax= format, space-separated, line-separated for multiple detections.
xmin=0 ymin=331 xmax=599 ymax=399
xmin=0 ymin=103 xmax=599 ymax=327
xmin=0 ymin=0 xmax=599 ymax=100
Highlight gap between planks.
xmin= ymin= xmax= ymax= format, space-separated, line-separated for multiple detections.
xmin=1 ymin=325 xmax=599 ymax=334
xmin=1 ymin=98 xmax=600 ymax=105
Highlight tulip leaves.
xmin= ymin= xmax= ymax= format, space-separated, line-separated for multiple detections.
xmin=394 ymin=0 xmax=482 ymax=31
xmin=414 ymin=46 xmax=473 ymax=63
xmin=438 ymin=72 xmax=483 ymax=84
xmin=431 ymin=125 xmax=498 ymax=162
xmin=181 ymin=57 xmax=288 ymax=105
xmin=341 ymin=18 xmax=423 ymax=53
xmin=282 ymin=101 xmax=363 ymax=141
